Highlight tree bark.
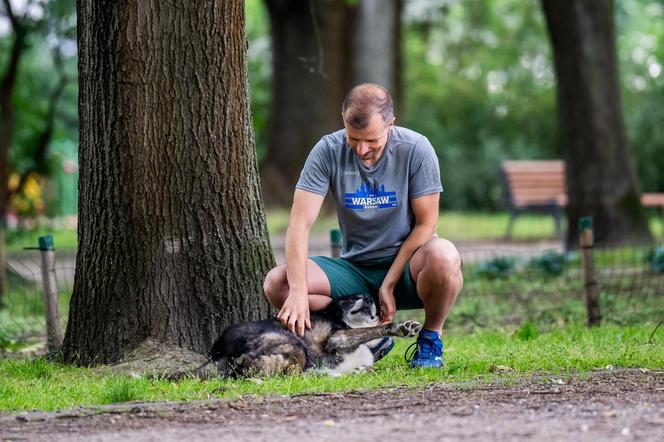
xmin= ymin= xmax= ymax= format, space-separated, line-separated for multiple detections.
xmin=261 ymin=0 xmax=354 ymax=206
xmin=63 ymin=0 xmax=274 ymax=365
xmin=541 ymin=0 xmax=652 ymax=246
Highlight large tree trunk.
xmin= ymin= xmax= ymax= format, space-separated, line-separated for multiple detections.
xmin=63 ymin=0 xmax=274 ymax=365
xmin=261 ymin=0 xmax=354 ymax=206
xmin=541 ymin=0 xmax=652 ymax=246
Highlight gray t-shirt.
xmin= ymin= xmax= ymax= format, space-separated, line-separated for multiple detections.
xmin=296 ymin=126 xmax=443 ymax=261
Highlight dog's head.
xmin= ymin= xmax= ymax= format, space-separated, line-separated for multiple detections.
xmin=334 ymin=294 xmax=379 ymax=328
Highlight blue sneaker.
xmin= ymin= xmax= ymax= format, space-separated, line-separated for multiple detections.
xmin=368 ymin=337 xmax=395 ymax=362
xmin=405 ymin=329 xmax=444 ymax=368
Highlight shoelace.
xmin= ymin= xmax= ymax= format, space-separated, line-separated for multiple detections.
xmin=404 ymin=340 xmax=434 ymax=363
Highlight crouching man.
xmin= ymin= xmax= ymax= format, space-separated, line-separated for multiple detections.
xmin=263 ymin=83 xmax=463 ymax=368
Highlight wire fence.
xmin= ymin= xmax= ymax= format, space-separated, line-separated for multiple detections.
xmin=450 ymin=242 xmax=663 ymax=332
xmin=1 ymin=241 xmax=662 ymax=353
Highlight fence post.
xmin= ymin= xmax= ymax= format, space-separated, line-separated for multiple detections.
xmin=579 ymin=216 xmax=601 ymax=326
xmin=330 ymin=229 xmax=342 ymax=258
xmin=38 ymin=235 xmax=63 ymax=351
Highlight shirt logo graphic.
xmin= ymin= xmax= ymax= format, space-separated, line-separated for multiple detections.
xmin=344 ymin=181 xmax=398 ymax=209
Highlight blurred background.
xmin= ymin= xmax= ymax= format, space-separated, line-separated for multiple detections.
xmin=1 ymin=0 xmax=663 ymax=240
xmin=0 ymin=0 xmax=662 ymax=351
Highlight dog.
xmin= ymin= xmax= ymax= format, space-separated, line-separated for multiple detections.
xmin=205 ymin=294 xmax=421 ymax=377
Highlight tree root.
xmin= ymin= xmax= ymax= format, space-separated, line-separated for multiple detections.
xmin=94 ymin=338 xmax=218 ymax=380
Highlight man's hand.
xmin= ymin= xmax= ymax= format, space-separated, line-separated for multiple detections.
xmin=277 ymin=292 xmax=311 ymax=337
xmin=378 ymin=285 xmax=397 ymax=325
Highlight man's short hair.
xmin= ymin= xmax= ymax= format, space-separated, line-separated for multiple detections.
xmin=341 ymin=83 xmax=394 ymax=129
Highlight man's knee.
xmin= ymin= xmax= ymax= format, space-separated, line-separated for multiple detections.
xmin=263 ymin=265 xmax=288 ymax=306
xmin=415 ymin=238 xmax=463 ymax=281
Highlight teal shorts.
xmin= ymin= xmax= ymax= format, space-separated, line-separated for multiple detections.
xmin=310 ymin=255 xmax=423 ymax=310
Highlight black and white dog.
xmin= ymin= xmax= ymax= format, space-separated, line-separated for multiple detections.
xmin=206 ymin=294 xmax=421 ymax=377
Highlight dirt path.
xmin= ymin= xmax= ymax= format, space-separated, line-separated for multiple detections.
xmin=2 ymin=369 xmax=662 ymax=441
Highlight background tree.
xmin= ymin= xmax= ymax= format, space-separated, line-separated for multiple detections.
xmin=260 ymin=0 xmax=402 ymax=206
xmin=0 ymin=0 xmax=76 ymax=306
xmin=62 ymin=0 xmax=274 ymax=364
xmin=260 ymin=0 xmax=353 ymax=206
xmin=541 ymin=0 xmax=652 ymax=245
xmin=352 ymin=0 xmax=403 ymax=113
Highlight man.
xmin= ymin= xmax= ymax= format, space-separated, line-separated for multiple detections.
xmin=263 ymin=83 xmax=463 ymax=368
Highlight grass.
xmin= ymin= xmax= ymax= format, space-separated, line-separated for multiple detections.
xmin=0 ymin=289 xmax=71 ymax=348
xmin=1 ymin=212 xmax=662 ymax=412
xmin=0 ymin=322 xmax=662 ymax=412
xmin=5 ymin=228 xmax=78 ymax=252
xmin=267 ymin=209 xmax=663 ymax=241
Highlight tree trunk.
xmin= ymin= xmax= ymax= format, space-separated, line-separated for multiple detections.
xmin=261 ymin=0 xmax=354 ymax=206
xmin=63 ymin=0 xmax=274 ymax=365
xmin=352 ymin=0 xmax=403 ymax=114
xmin=541 ymin=0 xmax=652 ymax=246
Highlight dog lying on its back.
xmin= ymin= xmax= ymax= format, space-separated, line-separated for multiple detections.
xmin=207 ymin=294 xmax=421 ymax=377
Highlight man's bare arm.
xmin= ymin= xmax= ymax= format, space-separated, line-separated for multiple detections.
xmin=278 ymin=189 xmax=326 ymax=336
xmin=378 ymin=193 xmax=439 ymax=324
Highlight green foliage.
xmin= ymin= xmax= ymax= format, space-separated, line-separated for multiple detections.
xmin=402 ymin=0 xmax=557 ymax=210
xmin=526 ymin=251 xmax=566 ymax=277
xmin=647 ymin=245 xmax=664 ymax=273
xmin=400 ymin=0 xmax=664 ymax=209
xmin=617 ymin=1 xmax=664 ymax=194
xmin=0 ymin=328 xmax=15 ymax=350
xmin=3 ymin=1 xmax=78 ymax=176
xmin=246 ymin=0 xmax=271 ymax=163
xmin=474 ymin=256 xmax=517 ymax=279
xmin=5 ymin=228 xmax=78 ymax=251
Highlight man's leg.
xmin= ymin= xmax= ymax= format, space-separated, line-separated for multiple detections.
xmin=409 ymin=237 xmax=463 ymax=333
xmin=263 ymin=259 xmax=333 ymax=312
xmin=405 ymin=238 xmax=462 ymax=369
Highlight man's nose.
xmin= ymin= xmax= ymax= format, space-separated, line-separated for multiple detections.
xmin=357 ymin=142 xmax=370 ymax=156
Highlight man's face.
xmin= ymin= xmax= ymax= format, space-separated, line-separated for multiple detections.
xmin=344 ymin=113 xmax=394 ymax=167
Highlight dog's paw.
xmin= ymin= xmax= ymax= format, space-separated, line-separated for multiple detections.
xmin=392 ymin=320 xmax=422 ymax=337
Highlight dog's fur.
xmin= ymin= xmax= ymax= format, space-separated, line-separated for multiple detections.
xmin=206 ymin=294 xmax=421 ymax=377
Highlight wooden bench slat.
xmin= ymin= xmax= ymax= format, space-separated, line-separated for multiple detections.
xmin=641 ymin=193 xmax=664 ymax=208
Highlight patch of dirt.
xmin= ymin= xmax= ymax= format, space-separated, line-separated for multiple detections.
xmin=1 ymin=369 xmax=663 ymax=441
